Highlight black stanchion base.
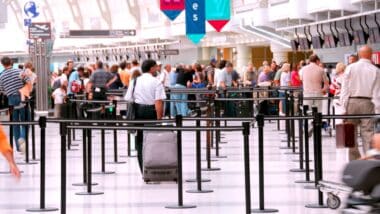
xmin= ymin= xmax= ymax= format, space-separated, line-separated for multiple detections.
xmin=304 ymin=185 xmax=318 ymax=190
xmin=203 ymin=147 xmax=222 ymax=150
xmin=70 ymin=143 xmax=79 ymax=147
xmin=212 ymin=155 xmax=227 ymax=159
xmin=31 ymin=158 xmax=40 ymax=161
xmin=106 ymin=161 xmax=127 ymax=165
xmin=186 ymin=189 xmax=213 ymax=193
xmin=202 ymin=167 xmax=221 ymax=171
xmin=219 ymin=141 xmax=228 ymax=144
xmin=120 ymin=155 xmax=137 ymax=158
xmin=279 ymin=146 xmax=292 ymax=150
xmin=305 ymin=204 xmax=328 ymax=209
xmin=292 ymin=159 xmax=312 ymax=162
xmin=185 ymin=178 xmax=211 ymax=183
xmin=0 ymin=170 xmax=24 ymax=174
xmin=72 ymin=182 xmax=98 ymax=186
xmin=67 ymin=148 xmax=79 ymax=151
xmin=201 ymin=159 xmax=218 ymax=162
xmin=93 ymin=171 xmax=115 ymax=175
xmin=290 ymin=169 xmax=314 ymax=173
xmin=284 ymin=152 xmax=300 ymax=155
xmin=165 ymin=204 xmax=196 ymax=209
xmin=295 ymin=180 xmax=315 ymax=184
xmin=17 ymin=161 xmax=38 ymax=165
xmin=26 ymin=207 xmax=59 ymax=212
xmin=251 ymin=208 xmax=279 ymax=213
xmin=76 ymin=191 xmax=104 ymax=196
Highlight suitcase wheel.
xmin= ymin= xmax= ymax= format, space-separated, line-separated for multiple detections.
xmin=327 ymin=193 xmax=341 ymax=209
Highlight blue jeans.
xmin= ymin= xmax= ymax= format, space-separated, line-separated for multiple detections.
xmin=8 ymin=94 xmax=27 ymax=150
xmin=170 ymin=88 xmax=177 ymax=118
xmin=172 ymin=84 xmax=188 ymax=117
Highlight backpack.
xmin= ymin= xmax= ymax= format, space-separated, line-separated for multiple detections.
xmin=71 ymin=80 xmax=82 ymax=93
xmin=52 ymin=78 xmax=61 ymax=90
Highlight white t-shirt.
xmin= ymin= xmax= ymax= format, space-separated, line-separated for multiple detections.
xmin=124 ymin=73 xmax=166 ymax=105
xmin=52 ymin=88 xmax=66 ymax=104
xmin=280 ymin=72 xmax=290 ymax=87
xmin=214 ymin=68 xmax=225 ymax=87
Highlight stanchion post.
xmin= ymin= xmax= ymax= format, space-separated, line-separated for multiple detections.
xmin=252 ymin=114 xmax=278 ymax=213
xmin=108 ymin=100 xmax=125 ymax=164
xmin=26 ymin=116 xmax=58 ymax=212
xmin=166 ymin=115 xmax=196 ymax=209
xmin=24 ymin=101 xmax=30 ymax=163
xmin=186 ymin=109 xmax=212 ymax=193
xmin=60 ymin=122 xmax=67 ymax=214
xmin=30 ymin=99 xmax=37 ymax=160
xmin=242 ymin=122 xmax=251 ymax=214
xmin=76 ymin=128 xmax=104 ymax=196
xmin=305 ymin=112 xmax=327 ymax=209
xmin=290 ymin=92 xmax=297 ymax=154
xmin=214 ymin=95 xmax=226 ymax=159
xmin=9 ymin=105 xmax=14 ymax=149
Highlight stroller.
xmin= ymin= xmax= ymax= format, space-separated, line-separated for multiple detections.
xmin=319 ymin=160 xmax=380 ymax=213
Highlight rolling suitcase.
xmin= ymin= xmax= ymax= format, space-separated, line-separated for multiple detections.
xmin=143 ymin=131 xmax=178 ymax=182
xmin=336 ymin=123 xmax=356 ymax=148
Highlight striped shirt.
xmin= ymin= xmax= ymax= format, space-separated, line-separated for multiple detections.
xmin=0 ymin=68 xmax=24 ymax=96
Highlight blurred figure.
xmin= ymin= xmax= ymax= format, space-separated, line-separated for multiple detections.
xmin=108 ymin=64 xmax=124 ymax=90
xmin=290 ymin=63 xmax=302 ymax=87
xmin=205 ymin=59 xmax=216 ymax=86
xmin=119 ymin=61 xmax=131 ymax=88
xmin=340 ymin=45 xmax=380 ymax=160
xmin=0 ymin=125 xmax=21 ymax=178
xmin=278 ymin=63 xmax=291 ymax=116
xmin=243 ymin=62 xmax=258 ymax=87
xmin=348 ymin=54 xmax=358 ymax=65
xmin=86 ymin=61 xmax=117 ymax=100
xmin=52 ymin=79 xmax=67 ymax=118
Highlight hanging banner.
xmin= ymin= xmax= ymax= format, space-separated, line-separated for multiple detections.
xmin=206 ymin=0 xmax=230 ymax=32
xmin=185 ymin=0 xmax=205 ymax=44
xmin=160 ymin=0 xmax=185 ymax=21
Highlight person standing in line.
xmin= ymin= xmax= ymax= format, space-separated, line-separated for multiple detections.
xmin=340 ymin=45 xmax=380 ymax=160
xmin=278 ymin=63 xmax=291 ymax=116
xmin=86 ymin=61 xmax=117 ymax=100
xmin=242 ymin=62 xmax=258 ymax=87
xmin=118 ymin=61 xmax=131 ymax=88
xmin=205 ymin=59 xmax=216 ymax=87
xmin=52 ymin=79 xmax=67 ymax=118
xmin=348 ymin=54 xmax=358 ymax=65
xmin=124 ymin=59 xmax=166 ymax=173
xmin=173 ymin=67 xmax=193 ymax=116
xmin=159 ymin=64 xmax=171 ymax=117
xmin=300 ymin=54 xmax=329 ymax=113
xmin=169 ymin=64 xmax=179 ymax=118
xmin=0 ymin=57 xmax=27 ymax=154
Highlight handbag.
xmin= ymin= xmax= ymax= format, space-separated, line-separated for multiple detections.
xmin=336 ymin=123 xmax=356 ymax=148
xmin=125 ymin=79 xmax=137 ymax=120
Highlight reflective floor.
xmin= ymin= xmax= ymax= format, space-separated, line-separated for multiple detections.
xmin=0 ymin=120 xmax=348 ymax=214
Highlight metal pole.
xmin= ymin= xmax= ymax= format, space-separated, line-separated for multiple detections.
xmin=26 ymin=116 xmax=58 ymax=212
xmin=252 ymin=114 xmax=278 ymax=213
xmin=186 ymin=109 xmax=212 ymax=193
xmin=166 ymin=115 xmax=196 ymax=209
xmin=242 ymin=122 xmax=251 ymax=214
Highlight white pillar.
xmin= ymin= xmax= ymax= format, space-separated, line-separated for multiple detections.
xmin=236 ymin=45 xmax=252 ymax=75
xmin=202 ymin=47 xmax=211 ymax=61
xmin=270 ymin=43 xmax=291 ymax=63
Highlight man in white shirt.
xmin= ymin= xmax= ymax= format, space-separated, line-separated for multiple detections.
xmin=340 ymin=45 xmax=380 ymax=160
xmin=124 ymin=59 xmax=166 ymax=173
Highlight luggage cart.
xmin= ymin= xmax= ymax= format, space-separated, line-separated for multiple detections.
xmin=318 ymin=180 xmax=352 ymax=209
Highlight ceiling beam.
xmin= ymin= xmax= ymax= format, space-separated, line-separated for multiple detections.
xmin=96 ymin=0 xmax=112 ymax=29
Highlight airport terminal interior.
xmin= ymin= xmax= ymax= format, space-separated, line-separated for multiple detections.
xmin=0 ymin=0 xmax=380 ymax=213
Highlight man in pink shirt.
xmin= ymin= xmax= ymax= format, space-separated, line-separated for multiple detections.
xmin=300 ymin=54 xmax=329 ymax=113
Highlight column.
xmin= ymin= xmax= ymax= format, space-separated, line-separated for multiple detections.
xmin=270 ymin=43 xmax=290 ymax=63
xmin=236 ymin=44 xmax=252 ymax=75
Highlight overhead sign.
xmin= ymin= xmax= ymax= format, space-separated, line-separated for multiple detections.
xmin=160 ymin=0 xmax=185 ymax=21
xmin=206 ymin=0 xmax=231 ymax=32
xmin=28 ymin=22 xmax=51 ymax=40
xmin=159 ymin=49 xmax=179 ymax=55
xmin=185 ymin=0 xmax=206 ymax=44
xmin=69 ymin=29 xmax=136 ymax=37
xmin=24 ymin=1 xmax=40 ymax=18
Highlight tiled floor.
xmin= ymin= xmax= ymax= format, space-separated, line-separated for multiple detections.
xmin=0 ymin=120 xmax=349 ymax=213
